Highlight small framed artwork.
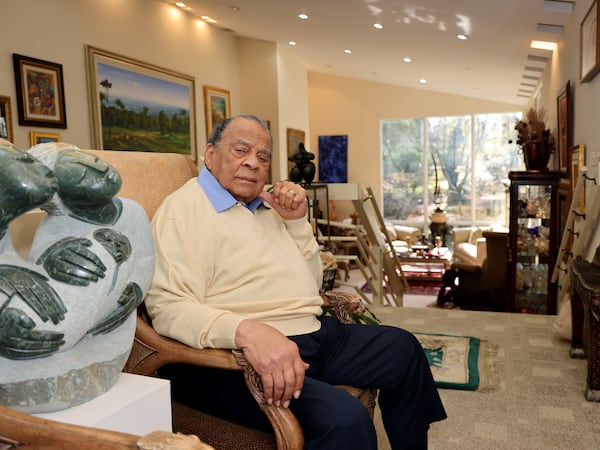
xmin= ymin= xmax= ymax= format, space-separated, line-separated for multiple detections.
xmin=0 ymin=95 xmax=14 ymax=142
xmin=286 ymin=128 xmax=306 ymax=176
xmin=556 ymin=81 xmax=572 ymax=176
xmin=13 ymin=53 xmax=67 ymax=128
xmin=581 ymin=0 xmax=600 ymax=82
xmin=30 ymin=131 xmax=60 ymax=146
xmin=569 ymin=144 xmax=586 ymax=213
xmin=203 ymin=85 xmax=230 ymax=136
xmin=86 ymin=46 xmax=197 ymax=159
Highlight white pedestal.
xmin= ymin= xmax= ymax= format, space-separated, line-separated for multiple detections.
xmin=35 ymin=373 xmax=172 ymax=436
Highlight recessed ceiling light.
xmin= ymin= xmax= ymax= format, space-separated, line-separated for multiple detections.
xmin=403 ymin=57 xmax=412 ymax=63
xmin=344 ymin=49 xmax=352 ymax=54
xmin=175 ymin=2 xmax=186 ymax=7
xmin=289 ymin=41 xmax=297 ymax=46
xmin=373 ymin=23 xmax=384 ymax=30
xmin=456 ymin=34 xmax=468 ymax=40
xmin=298 ymin=13 xmax=308 ymax=20
xmin=419 ymin=79 xmax=427 ymax=84
xmin=201 ymin=15 xmax=217 ymax=23
xmin=531 ymin=40 xmax=557 ymax=51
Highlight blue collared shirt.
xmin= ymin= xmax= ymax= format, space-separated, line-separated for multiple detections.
xmin=197 ymin=166 xmax=265 ymax=213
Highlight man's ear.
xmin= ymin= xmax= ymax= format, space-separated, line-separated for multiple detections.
xmin=204 ymin=144 xmax=214 ymax=169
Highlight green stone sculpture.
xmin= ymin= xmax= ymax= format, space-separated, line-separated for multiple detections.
xmin=0 ymin=141 xmax=155 ymax=413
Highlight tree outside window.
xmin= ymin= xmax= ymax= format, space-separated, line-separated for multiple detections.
xmin=382 ymin=112 xmax=523 ymax=230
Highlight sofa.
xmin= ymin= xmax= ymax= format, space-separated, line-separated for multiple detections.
xmin=384 ymin=223 xmax=423 ymax=253
xmin=452 ymin=224 xmax=508 ymax=267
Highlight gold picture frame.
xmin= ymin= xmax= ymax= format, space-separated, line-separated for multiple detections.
xmin=286 ymin=128 xmax=306 ymax=176
xmin=0 ymin=95 xmax=14 ymax=142
xmin=30 ymin=131 xmax=60 ymax=146
xmin=85 ymin=45 xmax=197 ymax=160
xmin=581 ymin=0 xmax=600 ymax=82
xmin=203 ymin=85 xmax=231 ymax=136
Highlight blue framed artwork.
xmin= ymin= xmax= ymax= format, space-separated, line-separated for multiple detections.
xmin=318 ymin=135 xmax=348 ymax=183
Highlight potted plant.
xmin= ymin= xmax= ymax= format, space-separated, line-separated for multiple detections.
xmin=509 ymin=107 xmax=555 ymax=171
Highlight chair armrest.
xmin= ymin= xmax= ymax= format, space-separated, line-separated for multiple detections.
xmin=321 ymin=290 xmax=365 ymax=324
xmin=127 ymin=316 xmax=305 ymax=450
xmin=450 ymin=262 xmax=483 ymax=275
xmin=0 ymin=404 xmax=211 ymax=450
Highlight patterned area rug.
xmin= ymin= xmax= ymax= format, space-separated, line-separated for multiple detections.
xmin=415 ymin=332 xmax=498 ymax=392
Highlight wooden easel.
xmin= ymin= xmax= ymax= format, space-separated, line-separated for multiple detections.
xmin=352 ymin=186 xmax=408 ymax=306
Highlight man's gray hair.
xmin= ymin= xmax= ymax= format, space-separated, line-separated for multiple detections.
xmin=207 ymin=115 xmax=271 ymax=149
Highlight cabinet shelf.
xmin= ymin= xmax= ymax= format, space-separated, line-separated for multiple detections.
xmin=508 ymin=171 xmax=559 ymax=314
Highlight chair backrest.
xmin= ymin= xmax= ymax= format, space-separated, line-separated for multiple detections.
xmin=481 ymin=231 xmax=510 ymax=287
xmin=82 ymin=150 xmax=198 ymax=374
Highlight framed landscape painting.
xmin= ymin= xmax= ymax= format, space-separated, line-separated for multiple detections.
xmin=85 ymin=45 xmax=197 ymax=160
xmin=13 ymin=54 xmax=67 ymax=128
xmin=203 ymin=85 xmax=230 ymax=136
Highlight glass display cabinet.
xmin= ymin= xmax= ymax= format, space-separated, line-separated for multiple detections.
xmin=508 ymin=171 xmax=559 ymax=314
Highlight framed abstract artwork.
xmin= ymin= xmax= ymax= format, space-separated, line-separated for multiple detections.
xmin=0 ymin=95 xmax=14 ymax=142
xmin=318 ymin=135 xmax=348 ymax=183
xmin=556 ymin=81 xmax=572 ymax=176
xmin=30 ymin=131 xmax=60 ymax=146
xmin=13 ymin=54 xmax=67 ymax=128
xmin=581 ymin=0 xmax=600 ymax=82
xmin=203 ymin=85 xmax=230 ymax=136
xmin=85 ymin=45 xmax=197 ymax=159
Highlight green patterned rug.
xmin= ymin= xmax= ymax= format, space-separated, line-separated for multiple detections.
xmin=415 ymin=333 xmax=499 ymax=392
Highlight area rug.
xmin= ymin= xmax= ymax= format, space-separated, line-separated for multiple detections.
xmin=407 ymin=279 xmax=443 ymax=296
xmin=414 ymin=332 xmax=498 ymax=392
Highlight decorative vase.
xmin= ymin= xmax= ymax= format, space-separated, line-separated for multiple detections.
xmin=522 ymin=141 xmax=551 ymax=171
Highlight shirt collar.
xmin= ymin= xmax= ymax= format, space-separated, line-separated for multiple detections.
xmin=198 ymin=166 xmax=265 ymax=213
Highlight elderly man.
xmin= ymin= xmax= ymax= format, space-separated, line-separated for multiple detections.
xmin=146 ymin=115 xmax=446 ymax=449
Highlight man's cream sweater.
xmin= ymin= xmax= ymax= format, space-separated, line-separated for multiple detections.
xmin=145 ymin=179 xmax=323 ymax=349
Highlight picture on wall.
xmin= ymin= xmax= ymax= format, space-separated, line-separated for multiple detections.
xmin=0 ymin=95 xmax=13 ymax=142
xmin=581 ymin=0 xmax=600 ymax=82
xmin=30 ymin=131 xmax=60 ymax=146
xmin=286 ymin=128 xmax=306 ymax=176
xmin=13 ymin=54 xmax=67 ymax=128
xmin=85 ymin=45 xmax=197 ymax=160
xmin=203 ymin=85 xmax=231 ymax=136
xmin=556 ymin=81 xmax=572 ymax=176
xmin=318 ymin=135 xmax=348 ymax=183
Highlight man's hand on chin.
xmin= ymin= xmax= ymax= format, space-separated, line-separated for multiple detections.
xmin=259 ymin=181 xmax=307 ymax=221
xmin=235 ymin=319 xmax=309 ymax=408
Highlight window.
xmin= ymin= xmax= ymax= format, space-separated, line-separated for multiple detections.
xmin=382 ymin=112 xmax=522 ymax=228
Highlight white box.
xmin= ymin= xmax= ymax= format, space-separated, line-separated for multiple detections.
xmin=35 ymin=373 xmax=172 ymax=436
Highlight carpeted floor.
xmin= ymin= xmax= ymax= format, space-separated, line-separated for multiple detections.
xmin=368 ymin=306 xmax=600 ymax=450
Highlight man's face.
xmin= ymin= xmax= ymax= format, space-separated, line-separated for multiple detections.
xmin=205 ymin=118 xmax=272 ymax=203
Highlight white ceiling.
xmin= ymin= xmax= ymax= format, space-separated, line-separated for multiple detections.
xmin=174 ymin=0 xmax=574 ymax=106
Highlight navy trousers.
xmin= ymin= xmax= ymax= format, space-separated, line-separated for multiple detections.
xmin=162 ymin=316 xmax=446 ymax=450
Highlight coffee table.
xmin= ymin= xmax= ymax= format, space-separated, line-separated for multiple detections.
xmin=396 ymin=248 xmax=452 ymax=281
